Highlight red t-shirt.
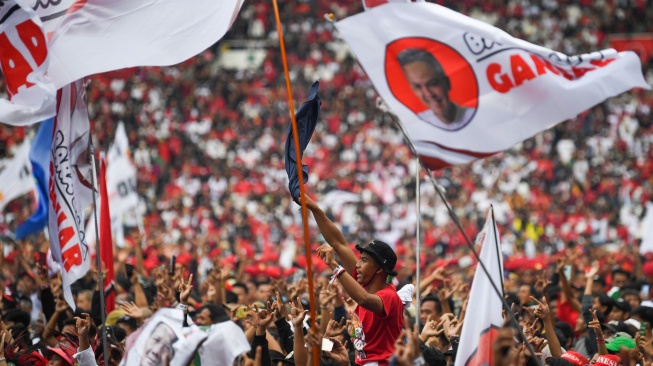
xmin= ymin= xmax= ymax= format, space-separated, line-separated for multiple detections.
xmin=351 ymin=284 xmax=404 ymax=365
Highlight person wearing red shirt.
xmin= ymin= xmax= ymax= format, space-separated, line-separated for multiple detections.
xmin=303 ymin=194 xmax=404 ymax=366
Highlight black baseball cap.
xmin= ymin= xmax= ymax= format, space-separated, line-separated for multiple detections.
xmin=355 ymin=240 xmax=398 ymax=277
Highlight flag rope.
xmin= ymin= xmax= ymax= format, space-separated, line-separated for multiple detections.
xmin=270 ymin=0 xmax=320 ymax=364
xmin=386 ymin=111 xmax=543 ymax=365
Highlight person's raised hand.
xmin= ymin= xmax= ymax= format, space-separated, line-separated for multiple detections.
xmin=420 ymin=314 xmax=444 ymax=342
xmin=325 ymin=337 xmax=350 ymax=366
xmin=288 ymin=297 xmax=308 ymax=328
xmin=178 ymin=274 xmax=193 ymax=305
xmin=55 ymin=297 xmax=69 ymax=314
xmin=344 ymin=297 xmax=357 ymax=314
xmin=586 ymin=262 xmax=600 ymax=279
xmin=530 ymin=296 xmax=550 ymax=320
xmin=317 ymin=244 xmax=338 ymax=269
xmin=119 ymin=301 xmax=144 ymax=324
xmin=254 ymin=302 xmax=276 ymax=330
xmin=271 ymin=293 xmax=285 ymax=321
xmin=242 ymin=346 xmax=263 ymax=366
xmin=588 ymin=309 xmax=604 ymax=338
xmin=325 ymin=317 xmax=347 ymax=338
xmin=75 ymin=313 xmax=92 ymax=337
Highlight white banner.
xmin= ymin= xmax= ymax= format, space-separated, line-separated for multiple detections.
xmin=46 ymin=0 xmax=243 ymax=89
xmin=335 ymin=3 xmax=650 ymax=169
xmin=640 ymin=202 xmax=653 ymax=255
xmin=120 ymin=308 xmax=208 ymax=366
xmin=107 ymin=122 xmax=138 ymax=218
xmin=0 ymin=0 xmax=56 ymax=126
xmin=455 ymin=210 xmax=504 ymax=366
xmin=0 ymin=139 xmax=36 ymax=211
xmin=48 ymin=79 xmax=94 ymax=310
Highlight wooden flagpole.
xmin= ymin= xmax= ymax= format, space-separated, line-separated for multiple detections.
xmin=270 ymin=0 xmax=319 ymax=364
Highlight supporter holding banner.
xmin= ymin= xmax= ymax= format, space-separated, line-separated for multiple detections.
xmin=0 ymin=139 xmax=36 ymax=211
xmin=455 ymin=210 xmax=504 ymax=366
xmin=45 ymin=0 xmax=244 ymax=89
xmin=0 ymin=0 xmax=56 ymax=126
xmin=48 ymin=79 xmax=94 ymax=310
xmin=335 ymin=3 xmax=650 ymax=169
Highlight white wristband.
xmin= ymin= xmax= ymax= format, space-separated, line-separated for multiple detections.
xmin=177 ymin=303 xmax=188 ymax=311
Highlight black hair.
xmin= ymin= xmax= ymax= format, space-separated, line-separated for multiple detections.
xmin=397 ymin=48 xmax=450 ymax=89
xmin=419 ymin=344 xmax=446 ymax=366
xmin=3 ymin=309 xmax=31 ymax=328
xmin=544 ymin=358 xmax=574 ymax=366
xmin=595 ymin=293 xmax=615 ymax=314
xmin=197 ymin=304 xmax=230 ymax=324
xmin=225 ymin=290 xmax=238 ymax=304
xmin=232 ymin=282 xmax=249 ymax=294
xmin=555 ymin=321 xmax=574 ymax=348
xmin=421 ymin=294 xmax=443 ymax=314
xmin=612 ymin=268 xmax=631 ymax=279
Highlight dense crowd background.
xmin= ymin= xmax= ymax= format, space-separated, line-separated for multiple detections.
xmin=1 ymin=0 xmax=653 ymax=365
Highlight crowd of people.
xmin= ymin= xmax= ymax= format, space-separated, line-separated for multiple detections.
xmin=1 ymin=0 xmax=653 ymax=364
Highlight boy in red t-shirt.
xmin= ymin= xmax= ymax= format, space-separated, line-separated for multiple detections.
xmin=304 ymin=194 xmax=404 ymax=365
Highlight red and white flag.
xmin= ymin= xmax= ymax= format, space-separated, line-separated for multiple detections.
xmin=335 ymin=3 xmax=650 ymax=169
xmin=454 ymin=210 xmax=504 ymax=366
xmin=0 ymin=0 xmax=56 ymax=125
xmin=48 ymin=79 xmax=94 ymax=310
xmin=99 ymin=155 xmax=116 ymax=313
xmin=45 ymin=0 xmax=243 ymax=89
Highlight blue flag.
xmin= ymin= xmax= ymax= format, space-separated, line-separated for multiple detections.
xmin=285 ymin=81 xmax=321 ymax=204
xmin=16 ymin=118 xmax=54 ymax=239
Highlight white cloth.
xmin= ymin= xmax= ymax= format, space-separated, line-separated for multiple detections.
xmin=397 ymin=284 xmax=414 ymax=309
xmin=417 ymin=105 xmax=475 ymax=131
xmin=74 ymin=346 xmax=98 ymax=366
xmin=196 ymin=321 xmax=251 ymax=366
xmin=0 ymin=140 xmax=36 ymax=211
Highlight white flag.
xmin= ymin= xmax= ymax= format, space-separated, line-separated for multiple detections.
xmin=120 ymin=308 xmax=208 ymax=366
xmin=0 ymin=140 xmax=36 ymax=211
xmin=48 ymin=79 xmax=94 ymax=310
xmin=0 ymin=0 xmax=56 ymax=126
xmin=455 ymin=210 xmax=504 ymax=366
xmin=335 ymin=3 xmax=650 ymax=169
xmin=640 ymin=202 xmax=653 ymax=255
xmin=107 ymin=122 xmax=138 ymax=218
xmin=45 ymin=0 xmax=243 ymax=89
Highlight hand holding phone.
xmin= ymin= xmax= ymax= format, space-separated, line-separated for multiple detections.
xmin=640 ymin=321 xmax=648 ymax=337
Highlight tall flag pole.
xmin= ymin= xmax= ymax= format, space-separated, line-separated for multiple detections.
xmin=270 ymin=0 xmax=319 ymax=364
xmin=414 ymin=157 xmax=421 ymax=331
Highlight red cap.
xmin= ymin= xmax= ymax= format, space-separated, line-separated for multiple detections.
xmin=643 ymin=261 xmax=653 ymax=277
xmin=560 ymin=351 xmax=589 ymax=366
xmin=48 ymin=347 xmax=74 ymax=366
xmin=595 ymin=354 xmax=621 ymax=366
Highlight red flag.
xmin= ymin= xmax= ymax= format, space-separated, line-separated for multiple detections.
xmin=99 ymin=156 xmax=115 ymax=312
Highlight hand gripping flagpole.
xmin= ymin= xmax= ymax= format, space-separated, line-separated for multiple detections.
xmin=89 ymin=145 xmax=110 ymax=366
xmin=271 ymin=0 xmax=319 ymax=364
xmin=384 ymin=109 xmax=542 ymax=365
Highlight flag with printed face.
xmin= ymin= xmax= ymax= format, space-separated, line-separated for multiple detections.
xmin=454 ymin=210 xmax=504 ymax=366
xmin=16 ymin=118 xmax=54 ymax=239
xmin=0 ymin=0 xmax=56 ymax=126
xmin=48 ymin=79 xmax=94 ymax=310
xmin=45 ymin=0 xmax=243 ymax=89
xmin=335 ymin=3 xmax=650 ymax=169
xmin=0 ymin=139 xmax=36 ymax=211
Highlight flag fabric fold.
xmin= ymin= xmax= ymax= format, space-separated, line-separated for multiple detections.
xmin=454 ymin=209 xmax=504 ymax=366
xmin=335 ymin=3 xmax=650 ymax=169
xmin=46 ymin=0 xmax=244 ymax=89
xmin=48 ymin=79 xmax=94 ymax=310
xmin=99 ymin=155 xmax=115 ymax=313
xmin=285 ymin=80 xmax=321 ymax=204
xmin=0 ymin=139 xmax=36 ymax=212
xmin=16 ymin=118 xmax=54 ymax=239
xmin=0 ymin=0 xmax=56 ymax=125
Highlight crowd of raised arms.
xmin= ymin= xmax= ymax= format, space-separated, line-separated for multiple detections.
xmin=1 ymin=0 xmax=653 ymax=365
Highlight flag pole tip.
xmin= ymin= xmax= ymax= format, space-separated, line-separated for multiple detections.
xmin=324 ymin=13 xmax=335 ymax=22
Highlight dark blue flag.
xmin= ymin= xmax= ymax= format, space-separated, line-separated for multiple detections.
xmin=16 ymin=118 xmax=54 ymax=239
xmin=285 ymin=80 xmax=321 ymax=204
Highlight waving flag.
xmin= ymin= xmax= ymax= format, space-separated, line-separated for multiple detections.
xmin=335 ymin=3 xmax=650 ymax=169
xmin=0 ymin=0 xmax=56 ymax=126
xmin=285 ymin=81 xmax=321 ymax=204
xmin=45 ymin=0 xmax=243 ymax=89
xmin=48 ymin=79 xmax=94 ymax=310
xmin=107 ymin=122 xmax=138 ymax=219
xmin=0 ymin=139 xmax=36 ymax=211
xmin=16 ymin=118 xmax=54 ymax=239
xmin=455 ymin=210 xmax=504 ymax=366
xmin=99 ymin=156 xmax=115 ymax=312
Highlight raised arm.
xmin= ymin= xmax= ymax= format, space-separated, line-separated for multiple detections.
xmin=303 ymin=193 xmax=358 ymax=275
xmin=532 ymin=296 xmax=562 ymax=358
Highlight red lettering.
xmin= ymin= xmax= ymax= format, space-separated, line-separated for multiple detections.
xmin=57 ymin=211 xmax=66 ymax=226
xmin=58 ymin=226 xmax=74 ymax=249
xmin=590 ymin=59 xmax=615 ymax=67
xmin=487 ymin=63 xmax=514 ymax=93
xmin=61 ymin=243 xmax=83 ymax=271
xmin=554 ymin=66 xmax=574 ymax=80
xmin=16 ymin=20 xmax=47 ymax=67
xmin=0 ymin=32 xmax=34 ymax=95
xmin=510 ymin=54 xmax=536 ymax=87
xmin=530 ymin=55 xmax=560 ymax=76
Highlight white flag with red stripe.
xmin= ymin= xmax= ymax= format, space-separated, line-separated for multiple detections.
xmin=48 ymin=79 xmax=94 ymax=310
xmin=0 ymin=0 xmax=56 ymax=125
xmin=335 ymin=3 xmax=650 ymax=169
xmin=454 ymin=210 xmax=504 ymax=366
